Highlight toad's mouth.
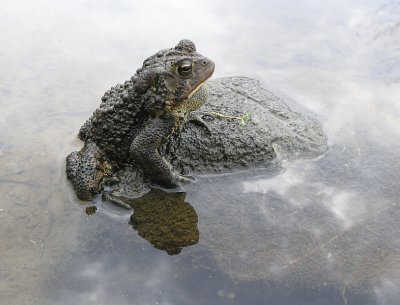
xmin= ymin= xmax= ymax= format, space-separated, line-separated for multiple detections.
xmin=187 ymin=79 xmax=207 ymax=99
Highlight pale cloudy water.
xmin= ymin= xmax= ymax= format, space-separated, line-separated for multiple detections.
xmin=1 ymin=1 xmax=400 ymax=304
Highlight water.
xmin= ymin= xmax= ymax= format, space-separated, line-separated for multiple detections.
xmin=1 ymin=0 xmax=400 ymax=304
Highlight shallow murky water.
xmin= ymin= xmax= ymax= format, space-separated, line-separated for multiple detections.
xmin=1 ymin=1 xmax=400 ymax=304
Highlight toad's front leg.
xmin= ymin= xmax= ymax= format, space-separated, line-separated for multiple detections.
xmin=129 ymin=114 xmax=190 ymax=188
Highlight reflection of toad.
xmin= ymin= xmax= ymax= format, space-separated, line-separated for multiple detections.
xmin=66 ymin=39 xmax=215 ymax=200
xmin=103 ymin=189 xmax=199 ymax=255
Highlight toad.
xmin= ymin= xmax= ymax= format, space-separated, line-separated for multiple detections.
xmin=66 ymin=40 xmax=215 ymax=200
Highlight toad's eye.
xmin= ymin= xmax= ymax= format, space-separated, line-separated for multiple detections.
xmin=177 ymin=60 xmax=193 ymax=78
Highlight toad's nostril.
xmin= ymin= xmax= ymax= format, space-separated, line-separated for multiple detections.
xmin=202 ymin=60 xmax=207 ymax=65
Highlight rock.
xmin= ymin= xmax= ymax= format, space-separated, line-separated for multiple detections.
xmin=164 ymin=76 xmax=327 ymax=173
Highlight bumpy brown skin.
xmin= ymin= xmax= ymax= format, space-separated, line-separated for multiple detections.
xmin=66 ymin=40 xmax=215 ymax=200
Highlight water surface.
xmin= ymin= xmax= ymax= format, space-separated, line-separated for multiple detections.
xmin=1 ymin=1 xmax=400 ymax=304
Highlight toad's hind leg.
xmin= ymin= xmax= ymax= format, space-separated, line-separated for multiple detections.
xmin=66 ymin=141 xmax=111 ymax=200
xmin=130 ymin=114 xmax=190 ymax=188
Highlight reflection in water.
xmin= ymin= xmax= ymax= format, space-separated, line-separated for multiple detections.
xmin=104 ymin=189 xmax=199 ymax=255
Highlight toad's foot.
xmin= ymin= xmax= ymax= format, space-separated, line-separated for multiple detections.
xmin=186 ymin=113 xmax=213 ymax=134
xmin=175 ymin=173 xmax=196 ymax=185
xmin=102 ymin=192 xmax=133 ymax=210
xmin=66 ymin=141 xmax=113 ymax=201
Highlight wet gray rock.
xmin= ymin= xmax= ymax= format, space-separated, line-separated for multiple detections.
xmin=164 ymin=76 xmax=327 ymax=174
